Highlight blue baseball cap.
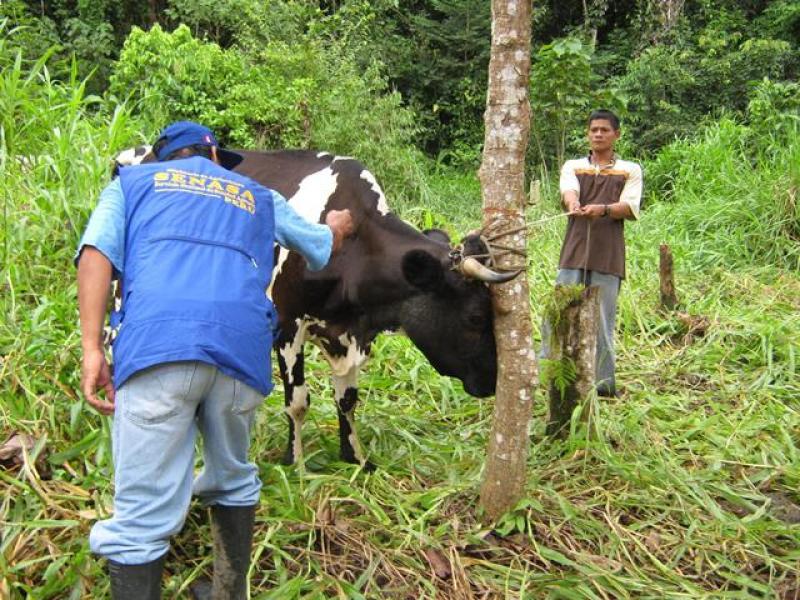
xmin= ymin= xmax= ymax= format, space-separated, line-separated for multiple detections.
xmin=153 ymin=121 xmax=243 ymax=170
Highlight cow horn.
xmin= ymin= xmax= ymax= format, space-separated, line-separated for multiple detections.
xmin=459 ymin=257 xmax=523 ymax=283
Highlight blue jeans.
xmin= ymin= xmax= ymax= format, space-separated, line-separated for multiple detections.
xmin=90 ymin=361 xmax=264 ymax=564
xmin=540 ymin=269 xmax=621 ymax=391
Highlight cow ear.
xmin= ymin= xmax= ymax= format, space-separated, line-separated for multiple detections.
xmin=402 ymin=249 xmax=445 ymax=291
xmin=423 ymin=228 xmax=451 ymax=245
xmin=460 ymin=233 xmax=489 ymax=263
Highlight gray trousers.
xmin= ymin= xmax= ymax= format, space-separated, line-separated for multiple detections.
xmin=540 ymin=269 xmax=621 ymax=391
xmin=90 ymin=362 xmax=263 ymax=564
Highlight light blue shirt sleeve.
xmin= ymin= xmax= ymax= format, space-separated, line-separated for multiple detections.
xmin=75 ymin=178 xmax=125 ymax=276
xmin=272 ymin=192 xmax=333 ymax=272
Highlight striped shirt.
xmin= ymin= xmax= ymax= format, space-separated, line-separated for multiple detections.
xmin=558 ymin=156 xmax=642 ymax=278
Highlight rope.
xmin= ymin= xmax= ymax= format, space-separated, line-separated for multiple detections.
xmin=583 ymin=222 xmax=592 ymax=287
xmin=451 ymin=211 xmax=570 ymax=272
xmin=525 ymin=212 xmax=570 ymax=228
xmin=451 ymin=208 xmax=587 ymax=274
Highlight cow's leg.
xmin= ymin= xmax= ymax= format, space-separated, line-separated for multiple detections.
xmin=332 ymin=368 xmax=374 ymax=471
xmin=277 ymin=331 xmax=308 ymax=467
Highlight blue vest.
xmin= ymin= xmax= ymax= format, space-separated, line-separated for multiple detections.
xmin=114 ymin=156 xmax=276 ymax=394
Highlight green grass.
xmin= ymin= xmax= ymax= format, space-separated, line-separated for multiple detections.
xmin=1 ymin=41 xmax=799 ymax=600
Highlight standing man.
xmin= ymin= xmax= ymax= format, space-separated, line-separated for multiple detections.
xmin=542 ymin=110 xmax=642 ymax=397
xmin=76 ymin=121 xmax=353 ymax=599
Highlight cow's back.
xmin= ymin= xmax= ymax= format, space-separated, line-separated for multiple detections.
xmin=235 ymin=150 xmax=334 ymax=202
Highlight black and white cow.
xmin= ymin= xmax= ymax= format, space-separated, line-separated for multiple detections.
xmin=113 ymin=148 xmax=519 ymax=470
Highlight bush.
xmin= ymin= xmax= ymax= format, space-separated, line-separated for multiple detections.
xmin=109 ymin=24 xmax=430 ymax=207
xmin=746 ymin=78 xmax=800 ymax=146
xmin=619 ymin=14 xmax=796 ymax=156
xmin=109 ymin=24 xmax=312 ymax=149
xmin=645 ymin=116 xmax=799 ymax=270
xmin=754 ymin=0 xmax=800 ymax=46
xmin=618 ymin=45 xmax=702 ymax=154
xmin=303 ymin=46 xmax=429 ymax=208
xmin=0 ymin=0 xmax=124 ymax=94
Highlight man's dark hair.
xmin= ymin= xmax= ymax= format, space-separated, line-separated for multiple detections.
xmin=152 ymin=141 xmax=214 ymax=162
xmin=588 ymin=110 xmax=620 ymax=131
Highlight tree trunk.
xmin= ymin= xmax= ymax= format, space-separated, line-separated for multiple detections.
xmin=658 ymin=0 xmax=685 ymax=32
xmin=148 ymin=0 xmax=159 ymax=26
xmin=545 ymin=286 xmax=600 ymax=437
xmin=648 ymin=0 xmax=686 ymax=43
xmin=478 ymin=0 xmax=534 ymax=523
xmin=659 ymin=243 xmax=678 ymax=310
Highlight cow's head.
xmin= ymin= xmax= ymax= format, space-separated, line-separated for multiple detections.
xmin=399 ymin=230 xmax=522 ymax=398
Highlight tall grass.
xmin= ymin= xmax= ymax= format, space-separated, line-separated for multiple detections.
xmin=0 ymin=35 xmax=144 ymax=599
xmin=1 ymin=35 xmax=799 ymax=599
xmin=645 ymin=117 xmax=800 ymax=271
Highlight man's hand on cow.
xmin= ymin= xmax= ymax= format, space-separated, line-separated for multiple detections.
xmin=81 ymin=348 xmax=116 ymax=415
xmin=326 ymin=209 xmax=354 ymax=253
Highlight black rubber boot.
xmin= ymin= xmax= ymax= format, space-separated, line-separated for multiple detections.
xmin=191 ymin=504 xmax=256 ymax=600
xmin=108 ymin=554 xmax=165 ymax=600
xmin=596 ymin=382 xmax=619 ymax=398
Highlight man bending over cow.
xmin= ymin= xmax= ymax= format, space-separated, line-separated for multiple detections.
xmin=76 ymin=121 xmax=353 ymax=599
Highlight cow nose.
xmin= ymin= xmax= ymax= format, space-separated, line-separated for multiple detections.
xmin=464 ymin=376 xmax=495 ymax=398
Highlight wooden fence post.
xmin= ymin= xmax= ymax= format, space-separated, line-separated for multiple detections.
xmin=660 ymin=243 xmax=678 ymax=310
xmin=545 ymin=286 xmax=601 ymax=437
xmin=528 ymin=179 xmax=540 ymax=206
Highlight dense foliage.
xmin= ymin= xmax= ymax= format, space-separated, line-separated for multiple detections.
xmin=4 ymin=0 xmax=799 ymax=169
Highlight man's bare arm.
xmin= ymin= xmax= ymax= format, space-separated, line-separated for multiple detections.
xmin=608 ymin=201 xmax=634 ymax=220
xmin=77 ymin=247 xmax=116 ymax=415
xmin=562 ymin=190 xmax=580 ymax=214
